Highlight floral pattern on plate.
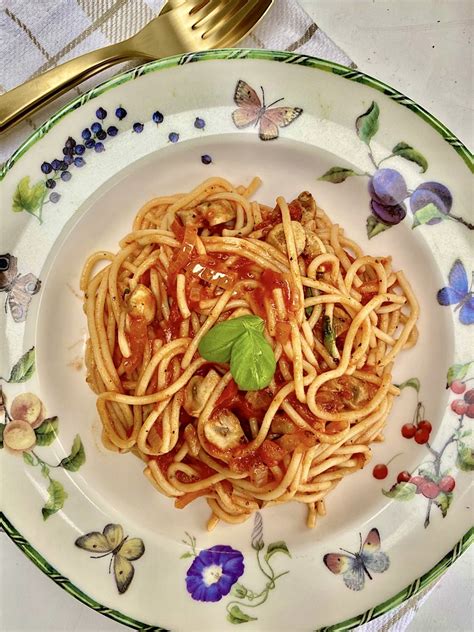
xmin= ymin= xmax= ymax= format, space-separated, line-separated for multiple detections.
xmin=181 ymin=513 xmax=291 ymax=624
xmin=317 ymin=101 xmax=472 ymax=238
xmin=0 ymin=348 xmax=85 ymax=519
xmin=381 ymin=364 xmax=473 ymax=527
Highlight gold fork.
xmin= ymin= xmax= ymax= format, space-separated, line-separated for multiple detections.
xmin=0 ymin=0 xmax=273 ymax=133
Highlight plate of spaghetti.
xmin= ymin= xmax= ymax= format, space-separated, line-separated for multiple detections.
xmin=1 ymin=51 xmax=472 ymax=632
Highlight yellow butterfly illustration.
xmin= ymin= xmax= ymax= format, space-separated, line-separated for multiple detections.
xmin=75 ymin=523 xmax=145 ymax=594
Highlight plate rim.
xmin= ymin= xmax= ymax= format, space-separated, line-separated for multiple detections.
xmin=1 ymin=48 xmax=472 ymax=631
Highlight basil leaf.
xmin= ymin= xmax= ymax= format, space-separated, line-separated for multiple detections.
xmin=198 ymin=315 xmax=265 ymax=363
xmin=230 ymin=330 xmax=276 ymax=391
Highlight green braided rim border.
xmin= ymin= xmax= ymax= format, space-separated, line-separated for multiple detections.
xmin=1 ymin=50 xmax=472 ymax=630
xmin=0 ymin=48 xmax=472 ymax=178
xmin=1 ymin=512 xmax=472 ymax=631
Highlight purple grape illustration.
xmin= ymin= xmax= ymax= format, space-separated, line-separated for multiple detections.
xmin=318 ymin=101 xmax=470 ymax=238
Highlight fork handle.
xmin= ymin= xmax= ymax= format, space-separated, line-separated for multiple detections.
xmin=0 ymin=41 xmax=140 ymax=133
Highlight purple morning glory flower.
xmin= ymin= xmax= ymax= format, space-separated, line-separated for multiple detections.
xmin=185 ymin=545 xmax=244 ymax=602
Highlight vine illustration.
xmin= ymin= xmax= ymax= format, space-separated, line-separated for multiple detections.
xmin=381 ymin=364 xmax=473 ymax=527
xmin=318 ymin=101 xmax=472 ymax=238
xmin=180 ymin=512 xmax=291 ymax=624
xmin=1 ymin=348 xmax=86 ymax=519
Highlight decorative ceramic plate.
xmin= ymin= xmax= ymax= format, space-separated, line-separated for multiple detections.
xmin=1 ymin=50 xmax=472 ymax=631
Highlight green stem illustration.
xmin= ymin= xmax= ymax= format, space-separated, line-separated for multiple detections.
xmin=423 ymin=415 xmax=464 ymax=528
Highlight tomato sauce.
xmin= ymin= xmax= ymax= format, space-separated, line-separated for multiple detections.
xmin=123 ymin=316 xmax=148 ymax=374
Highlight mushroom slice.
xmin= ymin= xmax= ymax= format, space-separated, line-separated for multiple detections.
xmin=10 ymin=393 xmax=43 ymax=427
xmin=267 ymin=221 xmax=306 ymax=256
xmin=297 ymin=191 xmax=317 ymax=214
xmin=128 ymin=284 xmax=156 ymax=323
xmin=303 ymin=229 xmax=323 ymax=258
xmin=204 ymin=409 xmax=245 ymax=449
xmin=3 ymin=420 xmax=36 ymax=451
xmin=177 ymin=200 xmax=236 ymax=227
xmin=183 ymin=370 xmax=221 ymax=417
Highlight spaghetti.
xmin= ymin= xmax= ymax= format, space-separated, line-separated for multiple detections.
xmin=81 ymin=177 xmax=419 ymax=530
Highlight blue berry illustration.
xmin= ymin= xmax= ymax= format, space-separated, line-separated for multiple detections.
xmin=107 ymin=125 xmax=118 ymax=137
xmin=96 ymin=107 xmax=107 ymax=120
xmin=91 ymin=122 xmax=102 ymax=134
xmin=95 ymin=142 xmax=105 ymax=153
xmin=85 ymin=139 xmax=96 ymax=149
xmin=194 ymin=117 xmax=205 ymax=129
xmin=368 ymin=168 xmax=408 ymax=206
xmin=49 ymin=192 xmax=61 ymax=203
xmin=41 ymin=162 xmax=52 ymax=174
xmin=65 ymin=136 xmax=76 ymax=149
xmin=169 ymin=132 xmax=179 ymax=143
xmin=74 ymin=144 xmax=85 ymax=155
xmin=96 ymin=130 xmax=107 ymax=140
xmin=61 ymin=171 xmax=72 ymax=182
xmin=74 ymin=157 xmax=85 ymax=167
xmin=115 ymin=106 xmax=127 ymax=120
xmin=82 ymin=128 xmax=92 ymax=140
xmin=51 ymin=159 xmax=61 ymax=171
xmin=152 ymin=111 xmax=164 ymax=124
xmin=410 ymin=181 xmax=453 ymax=225
xmin=133 ymin=122 xmax=144 ymax=133
xmin=201 ymin=154 xmax=212 ymax=165
xmin=59 ymin=161 xmax=68 ymax=171
xmin=63 ymin=146 xmax=74 ymax=156
xmin=45 ymin=179 xmax=56 ymax=189
xmin=64 ymin=155 xmax=73 ymax=165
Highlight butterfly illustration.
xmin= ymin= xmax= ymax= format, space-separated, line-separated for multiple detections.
xmin=437 ymin=259 xmax=474 ymax=326
xmin=232 ymin=80 xmax=303 ymax=141
xmin=75 ymin=523 xmax=145 ymax=594
xmin=323 ymin=528 xmax=390 ymax=591
xmin=0 ymin=253 xmax=41 ymax=323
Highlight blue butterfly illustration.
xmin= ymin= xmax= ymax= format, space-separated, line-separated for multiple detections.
xmin=437 ymin=259 xmax=474 ymax=326
xmin=323 ymin=528 xmax=390 ymax=591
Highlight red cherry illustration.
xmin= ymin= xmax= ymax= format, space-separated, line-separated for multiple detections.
xmin=401 ymin=423 xmax=416 ymax=439
xmin=438 ymin=476 xmax=456 ymax=493
xmin=450 ymin=380 xmax=466 ymax=394
xmin=373 ymin=464 xmax=388 ymax=480
xmin=420 ymin=480 xmax=440 ymax=499
xmin=397 ymin=471 xmax=411 ymax=484
xmin=451 ymin=399 xmax=468 ymax=415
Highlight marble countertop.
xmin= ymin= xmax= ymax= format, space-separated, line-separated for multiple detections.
xmin=1 ymin=1 xmax=472 ymax=630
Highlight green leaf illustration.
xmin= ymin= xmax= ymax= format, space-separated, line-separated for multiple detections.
xmin=382 ymin=482 xmax=417 ymax=501
xmin=396 ymin=377 xmax=420 ymax=393
xmin=227 ymin=605 xmax=257 ymax=624
xmin=264 ymin=541 xmax=291 ymax=563
xmin=22 ymin=452 xmax=35 ymax=466
xmin=366 ymin=215 xmax=390 ymax=239
xmin=180 ymin=552 xmax=193 ymax=559
xmin=412 ymin=203 xmax=445 ymax=228
xmin=356 ymin=101 xmax=380 ymax=144
xmin=447 ymin=362 xmax=473 ymax=387
xmin=60 ymin=434 xmax=86 ymax=471
xmin=7 ymin=347 xmax=36 ymax=383
xmin=230 ymin=582 xmax=248 ymax=599
xmin=42 ymin=479 xmax=68 ymax=520
xmin=0 ymin=423 xmax=5 ymax=449
xmin=456 ymin=442 xmax=474 ymax=471
xmin=35 ymin=417 xmax=58 ymax=446
xmin=434 ymin=491 xmax=453 ymax=518
xmin=318 ymin=167 xmax=357 ymax=183
xmin=41 ymin=463 xmax=50 ymax=479
xmin=392 ymin=142 xmax=428 ymax=173
xmin=12 ymin=176 xmax=46 ymax=221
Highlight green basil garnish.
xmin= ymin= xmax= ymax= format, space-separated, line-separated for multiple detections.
xmin=198 ymin=315 xmax=276 ymax=391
